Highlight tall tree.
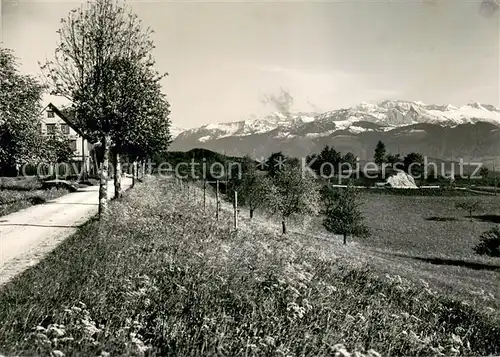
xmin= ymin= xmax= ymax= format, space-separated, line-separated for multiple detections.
xmin=266 ymin=151 xmax=287 ymax=177
xmin=322 ymin=185 xmax=370 ymax=245
xmin=342 ymin=152 xmax=357 ymax=167
xmin=320 ymin=145 xmax=342 ymax=176
xmin=267 ymin=164 xmax=320 ymax=234
xmin=41 ymin=0 xmax=162 ymax=215
xmin=121 ymin=63 xmax=171 ymax=188
xmin=90 ymin=57 xmax=170 ymax=197
xmin=386 ymin=153 xmax=402 ymax=168
xmin=0 ymin=48 xmax=45 ymax=176
xmin=403 ymin=152 xmax=425 ymax=183
xmin=374 ymin=140 xmax=387 ymax=168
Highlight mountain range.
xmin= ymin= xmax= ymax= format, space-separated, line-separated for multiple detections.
xmin=169 ymin=100 xmax=500 ymax=164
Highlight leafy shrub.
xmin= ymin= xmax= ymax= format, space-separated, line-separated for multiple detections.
xmin=474 ymin=226 xmax=500 ymax=257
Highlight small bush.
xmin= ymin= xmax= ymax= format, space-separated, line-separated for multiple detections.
xmin=456 ymin=199 xmax=483 ymax=219
xmin=474 ymin=226 xmax=500 ymax=257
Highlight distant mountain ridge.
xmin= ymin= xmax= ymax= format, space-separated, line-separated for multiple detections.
xmin=170 ymin=100 xmax=500 ymax=163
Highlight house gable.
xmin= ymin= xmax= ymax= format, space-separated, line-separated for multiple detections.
xmin=39 ymin=103 xmax=92 ymax=162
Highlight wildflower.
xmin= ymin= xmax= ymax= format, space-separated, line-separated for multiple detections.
xmin=332 ymin=344 xmax=351 ymax=357
xmin=326 ymin=285 xmax=338 ymax=294
xmin=262 ymin=336 xmax=276 ymax=346
xmin=451 ymin=334 xmax=462 ymax=345
xmin=47 ymin=325 xmax=65 ymax=337
xmin=419 ymin=279 xmax=429 ymax=288
xmin=287 ymin=302 xmax=306 ymax=319
xmin=35 ymin=332 xmax=49 ymax=341
xmin=367 ymin=349 xmax=381 ymax=357
xmin=130 ymin=336 xmax=150 ymax=354
xmin=345 ymin=314 xmax=355 ymax=323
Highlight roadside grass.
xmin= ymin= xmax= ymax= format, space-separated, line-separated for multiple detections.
xmin=0 ymin=177 xmax=499 ymax=356
xmin=0 ymin=176 xmax=42 ymax=191
xmin=0 ymin=188 xmax=70 ymax=217
xmin=0 ymin=176 xmax=98 ymax=218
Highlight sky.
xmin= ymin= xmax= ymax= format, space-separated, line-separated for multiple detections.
xmin=1 ymin=0 xmax=499 ymax=129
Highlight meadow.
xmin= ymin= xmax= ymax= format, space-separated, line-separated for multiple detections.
xmin=0 ymin=177 xmax=70 ymax=217
xmin=0 ymin=177 xmax=499 ymax=356
xmin=357 ymin=192 xmax=500 ymax=312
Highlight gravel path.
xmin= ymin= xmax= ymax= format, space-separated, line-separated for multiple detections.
xmin=0 ymin=178 xmax=132 ymax=286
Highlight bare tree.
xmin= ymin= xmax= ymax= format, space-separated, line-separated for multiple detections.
xmin=41 ymin=0 xmax=161 ymax=215
xmin=455 ymin=199 xmax=483 ymax=221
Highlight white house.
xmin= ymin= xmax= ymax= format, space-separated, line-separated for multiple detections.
xmin=39 ymin=103 xmax=93 ymax=174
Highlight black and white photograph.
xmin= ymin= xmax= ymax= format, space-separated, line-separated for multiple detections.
xmin=0 ymin=0 xmax=499 ymax=355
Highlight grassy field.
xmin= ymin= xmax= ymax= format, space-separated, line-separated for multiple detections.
xmin=0 ymin=177 xmax=499 ymax=356
xmin=0 ymin=177 xmax=70 ymax=217
xmin=353 ymin=192 xmax=500 ymax=311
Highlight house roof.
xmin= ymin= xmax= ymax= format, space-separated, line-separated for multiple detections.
xmin=41 ymin=103 xmax=94 ymax=142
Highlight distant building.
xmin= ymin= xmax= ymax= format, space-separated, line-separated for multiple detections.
xmin=39 ymin=103 xmax=93 ymax=173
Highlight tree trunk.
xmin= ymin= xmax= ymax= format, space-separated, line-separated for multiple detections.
xmin=99 ymin=135 xmax=111 ymax=217
xmin=131 ymin=159 xmax=138 ymax=188
xmin=113 ymin=151 xmax=122 ymax=199
xmin=343 ymin=234 xmax=347 ymax=245
xmin=81 ymin=136 xmax=86 ymax=182
xmin=250 ymin=208 xmax=254 ymax=219
xmin=282 ymin=219 xmax=287 ymax=235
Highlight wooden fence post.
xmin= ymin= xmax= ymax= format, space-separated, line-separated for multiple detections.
xmin=215 ymin=180 xmax=219 ymax=221
xmin=233 ymin=191 xmax=238 ymax=231
xmin=203 ymin=179 xmax=207 ymax=211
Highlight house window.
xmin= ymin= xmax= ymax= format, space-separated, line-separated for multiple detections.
xmin=47 ymin=110 xmax=55 ymax=118
xmin=46 ymin=124 xmax=56 ymax=134
xmin=60 ymin=124 xmax=70 ymax=135
xmin=69 ymin=140 xmax=77 ymax=152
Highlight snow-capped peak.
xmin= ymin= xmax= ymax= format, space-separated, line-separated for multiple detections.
xmin=174 ymin=100 xmax=500 ymax=144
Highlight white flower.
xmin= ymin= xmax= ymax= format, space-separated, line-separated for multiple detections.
xmin=367 ymin=349 xmax=381 ymax=357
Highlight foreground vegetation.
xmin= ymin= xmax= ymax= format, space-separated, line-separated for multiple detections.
xmin=1 ymin=177 xmax=499 ymax=356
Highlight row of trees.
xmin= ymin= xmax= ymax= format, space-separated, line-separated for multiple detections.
xmin=0 ymin=0 xmax=172 ymax=216
xmin=42 ymin=0 xmax=172 ymax=214
xmin=227 ymin=155 xmax=369 ymax=244
xmin=305 ymin=146 xmax=357 ymax=177
xmin=374 ymin=140 xmax=425 ymax=175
